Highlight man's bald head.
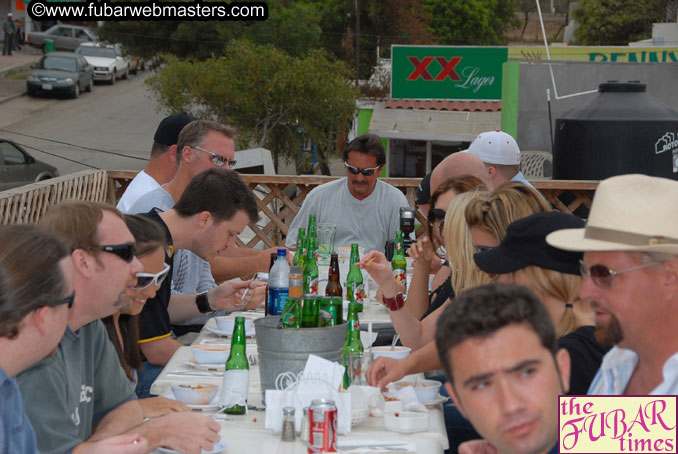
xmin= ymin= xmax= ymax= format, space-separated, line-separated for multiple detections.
xmin=431 ymin=152 xmax=493 ymax=193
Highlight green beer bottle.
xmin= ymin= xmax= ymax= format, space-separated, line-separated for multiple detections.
xmin=220 ymin=316 xmax=249 ymax=414
xmin=292 ymin=227 xmax=306 ymax=267
xmin=342 ymin=302 xmax=364 ymax=389
xmin=346 ymin=244 xmax=364 ymax=312
xmin=282 ymin=297 xmax=302 ymax=328
xmin=391 ymin=231 xmax=408 ymax=290
xmin=307 ymin=215 xmax=319 ymax=260
xmin=303 ymin=240 xmax=319 ymax=295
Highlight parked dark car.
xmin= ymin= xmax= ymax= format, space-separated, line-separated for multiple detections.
xmin=26 ymin=24 xmax=96 ymax=52
xmin=26 ymin=52 xmax=93 ymax=99
xmin=0 ymin=139 xmax=59 ymax=191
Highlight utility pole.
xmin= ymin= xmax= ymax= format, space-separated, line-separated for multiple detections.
xmin=355 ymin=0 xmax=360 ymax=85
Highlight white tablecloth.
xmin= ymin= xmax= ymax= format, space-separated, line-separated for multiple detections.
xmin=151 ymin=312 xmax=448 ymax=454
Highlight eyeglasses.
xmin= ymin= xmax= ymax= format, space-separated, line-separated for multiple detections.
xmin=473 ymin=244 xmax=495 ymax=254
xmin=579 ymin=259 xmax=664 ymax=290
xmin=99 ymin=243 xmax=136 ymax=263
xmin=61 ymin=290 xmax=76 ymax=309
xmin=344 ymin=162 xmax=380 ymax=176
xmin=428 ymin=208 xmax=446 ymax=235
xmin=133 ymin=262 xmax=171 ymax=290
xmin=193 ymin=146 xmax=237 ymax=168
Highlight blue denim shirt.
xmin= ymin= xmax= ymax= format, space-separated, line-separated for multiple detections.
xmin=0 ymin=366 xmax=37 ymax=454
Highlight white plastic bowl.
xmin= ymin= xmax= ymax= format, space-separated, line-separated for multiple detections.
xmin=384 ymin=411 xmax=429 ymax=433
xmin=372 ymin=346 xmax=411 ymax=360
xmin=191 ymin=344 xmax=229 ymax=364
xmin=214 ymin=316 xmax=255 ymax=334
xmin=170 ymin=383 xmax=218 ymax=405
xmin=395 ymin=379 xmax=442 ymax=403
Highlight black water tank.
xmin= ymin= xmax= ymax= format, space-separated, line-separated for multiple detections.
xmin=553 ymin=81 xmax=678 ymax=180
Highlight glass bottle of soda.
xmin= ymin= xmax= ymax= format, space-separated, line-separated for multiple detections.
xmin=342 ymin=302 xmax=364 ymax=389
xmin=220 ymin=316 xmax=249 ymax=414
xmin=307 ymin=215 xmax=319 ymax=260
xmin=391 ymin=230 xmax=407 ymax=289
xmin=292 ymin=227 xmax=306 ymax=267
xmin=325 ymin=253 xmax=342 ymax=299
xmin=346 ymin=244 xmax=364 ymax=312
xmin=303 ymin=240 xmax=319 ymax=295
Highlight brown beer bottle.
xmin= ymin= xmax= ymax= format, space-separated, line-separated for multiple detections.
xmin=325 ymin=253 xmax=343 ymax=299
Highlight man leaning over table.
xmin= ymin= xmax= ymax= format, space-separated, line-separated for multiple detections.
xmin=285 ymin=133 xmax=408 ymax=253
xmin=135 ymin=168 xmax=261 ymax=397
xmin=17 ymin=201 xmax=221 ymax=454
xmin=436 ymin=283 xmax=569 ymax=454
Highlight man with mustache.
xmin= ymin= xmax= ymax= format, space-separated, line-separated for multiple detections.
xmin=285 ymin=133 xmax=408 ymax=253
xmin=16 ymin=202 xmax=222 ymax=454
xmin=547 ymin=173 xmax=678 ymax=395
xmin=436 ymin=283 xmax=570 ymax=454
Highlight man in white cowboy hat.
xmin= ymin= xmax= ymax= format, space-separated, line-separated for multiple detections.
xmin=547 ymin=174 xmax=678 ymax=395
xmin=466 ymin=130 xmax=536 ymax=190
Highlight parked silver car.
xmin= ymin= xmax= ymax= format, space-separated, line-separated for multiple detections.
xmin=0 ymin=139 xmax=59 ymax=191
xmin=26 ymin=24 xmax=96 ymax=53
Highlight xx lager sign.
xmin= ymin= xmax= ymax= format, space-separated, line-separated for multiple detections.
xmin=391 ymin=45 xmax=508 ymax=101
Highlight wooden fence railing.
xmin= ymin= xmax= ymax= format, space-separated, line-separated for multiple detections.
xmin=107 ymin=171 xmax=598 ymax=249
xmin=0 ymin=170 xmax=109 ymax=225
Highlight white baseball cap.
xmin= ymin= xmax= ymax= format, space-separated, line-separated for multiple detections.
xmin=466 ymin=130 xmax=520 ymax=165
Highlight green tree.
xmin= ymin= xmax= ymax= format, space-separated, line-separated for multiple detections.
xmin=97 ymin=0 xmax=323 ymax=60
xmin=573 ymin=0 xmax=670 ymax=45
xmin=425 ymin=0 xmax=518 ymax=45
xmin=146 ymin=40 xmax=360 ymax=174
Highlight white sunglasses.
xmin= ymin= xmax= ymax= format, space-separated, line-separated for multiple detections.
xmin=133 ymin=263 xmax=170 ymax=290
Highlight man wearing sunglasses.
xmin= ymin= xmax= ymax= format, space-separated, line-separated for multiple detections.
xmin=129 ymin=119 xmax=280 ymax=291
xmin=17 ymin=202 xmax=222 ymax=454
xmin=117 ymin=112 xmax=198 ymax=213
xmin=285 ymin=133 xmax=408 ymax=253
xmin=547 ymin=174 xmax=678 ymax=396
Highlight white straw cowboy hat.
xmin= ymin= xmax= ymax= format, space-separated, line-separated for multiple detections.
xmin=547 ymin=174 xmax=678 ymax=255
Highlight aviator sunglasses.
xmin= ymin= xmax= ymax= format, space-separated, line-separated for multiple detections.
xmin=579 ymin=259 xmax=664 ymax=290
xmin=98 ymin=243 xmax=136 ymax=263
xmin=133 ymin=262 xmax=171 ymax=290
xmin=344 ymin=162 xmax=380 ymax=176
xmin=193 ymin=146 xmax=237 ymax=168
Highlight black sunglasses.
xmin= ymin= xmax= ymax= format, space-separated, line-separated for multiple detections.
xmin=99 ymin=243 xmax=136 ymax=263
xmin=429 ymin=208 xmax=446 ymax=221
xmin=61 ymin=290 xmax=75 ymax=309
xmin=344 ymin=162 xmax=380 ymax=176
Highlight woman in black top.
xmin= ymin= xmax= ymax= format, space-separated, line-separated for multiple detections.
xmin=474 ymin=211 xmax=609 ymax=395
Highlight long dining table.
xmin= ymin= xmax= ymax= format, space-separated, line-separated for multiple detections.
xmin=150 ymin=302 xmax=450 ymax=454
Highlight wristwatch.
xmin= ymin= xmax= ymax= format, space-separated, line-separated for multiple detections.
xmin=195 ymin=291 xmax=213 ymax=314
xmin=381 ymin=292 xmax=406 ymax=311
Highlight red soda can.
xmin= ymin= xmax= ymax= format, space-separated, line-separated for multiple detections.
xmin=308 ymin=399 xmax=337 ymax=453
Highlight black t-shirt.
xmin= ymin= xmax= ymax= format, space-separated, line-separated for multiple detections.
xmin=558 ymin=325 xmax=609 ymax=395
xmin=138 ymin=209 xmax=174 ymax=344
xmin=420 ymin=275 xmax=454 ymax=320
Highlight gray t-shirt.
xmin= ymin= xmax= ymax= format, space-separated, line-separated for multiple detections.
xmin=285 ymin=177 xmax=408 ymax=253
xmin=129 ymin=186 xmax=218 ymax=325
xmin=17 ymin=321 xmax=136 ymax=454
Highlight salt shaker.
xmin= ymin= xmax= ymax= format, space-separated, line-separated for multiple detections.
xmin=299 ymin=406 xmax=309 ymax=442
xmin=281 ymin=407 xmax=296 ymax=442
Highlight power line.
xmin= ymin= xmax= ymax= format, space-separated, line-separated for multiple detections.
xmin=0 ymin=129 xmax=147 ymax=161
xmin=16 ymin=142 xmax=100 ymax=169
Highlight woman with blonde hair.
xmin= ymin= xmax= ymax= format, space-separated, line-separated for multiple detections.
xmin=474 ymin=211 xmax=606 ymax=395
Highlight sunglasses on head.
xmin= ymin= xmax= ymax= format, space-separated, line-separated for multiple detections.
xmin=61 ymin=290 xmax=75 ymax=309
xmin=99 ymin=243 xmax=136 ymax=263
xmin=193 ymin=146 xmax=237 ymax=168
xmin=133 ymin=262 xmax=171 ymax=290
xmin=344 ymin=162 xmax=380 ymax=176
xmin=579 ymin=259 xmax=664 ymax=290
